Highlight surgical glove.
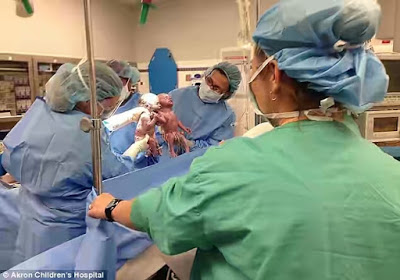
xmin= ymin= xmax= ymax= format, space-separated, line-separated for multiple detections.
xmin=104 ymin=107 xmax=149 ymax=131
xmin=123 ymin=134 xmax=150 ymax=158
xmin=186 ymin=139 xmax=194 ymax=148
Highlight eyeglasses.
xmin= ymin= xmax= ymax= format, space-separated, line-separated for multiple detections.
xmin=205 ymin=75 xmax=229 ymax=95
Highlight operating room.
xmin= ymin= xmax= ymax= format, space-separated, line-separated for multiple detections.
xmin=0 ymin=0 xmax=400 ymax=279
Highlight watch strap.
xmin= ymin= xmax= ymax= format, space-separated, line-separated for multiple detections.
xmin=105 ymin=198 xmax=122 ymax=222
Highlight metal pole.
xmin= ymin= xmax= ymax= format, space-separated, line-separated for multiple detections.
xmin=83 ymin=0 xmax=103 ymax=194
xmin=256 ymin=0 xmax=261 ymax=21
xmin=254 ymin=0 xmax=261 ymax=126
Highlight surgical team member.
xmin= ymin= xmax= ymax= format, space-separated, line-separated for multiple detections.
xmin=89 ymin=0 xmax=400 ymax=279
xmin=1 ymin=62 xmax=138 ymax=264
xmin=106 ymin=60 xmax=141 ymax=155
xmin=106 ymin=60 xmax=158 ymax=167
xmin=169 ymin=62 xmax=241 ymax=150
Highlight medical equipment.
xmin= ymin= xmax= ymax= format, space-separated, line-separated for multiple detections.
xmin=140 ymin=0 xmax=156 ymax=25
xmin=148 ymin=48 xmax=178 ymax=94
xmin=357 ymin=109 xmax=400 ymax=142
xmin=356 ymin=52 xmax=400 ymax=143
xmin=81 ymin=0 xmax=104 ymax=194
xmin=0 ymin=55 xmax=34 ymax=118
xmin=190 ymin=73 xmax=202 ymax=86
xmin=15 ymin=0 xmax=34 ymax=17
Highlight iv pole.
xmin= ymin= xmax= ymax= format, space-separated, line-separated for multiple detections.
xmin=82 ymin=0 xmax=103 ymax=194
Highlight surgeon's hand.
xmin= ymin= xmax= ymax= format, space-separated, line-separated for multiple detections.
xmin=88 ymin=193 xmax=115 ymax=220
xmin=1 ymin=173 xmax=17 ymax=184
xmin=186 ymin=139 xmax=194 ymax=148
xmin=123 ymin=135 xmax=150 ymax=158
xmin=129 ymin=107 xmax=149 ymax=122
xmin=88 ymin=193 xmax=138 ymax=230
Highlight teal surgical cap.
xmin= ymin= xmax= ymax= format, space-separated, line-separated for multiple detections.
xmin=45 ymin=62 xmax=123 ymax=112
xmin=130 ymin=66 xmax=141 ymax=84
xmin=205 ymin=62 xmax=242 ymax=95
xmin=107 ymin=60 xmax=140 ymax=84
xmin=253 ymin=0 xmax=389 ymax=112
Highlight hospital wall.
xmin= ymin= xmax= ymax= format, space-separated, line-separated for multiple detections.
xmin=0 ymin=0 xmax=136 ymax=61
xmin=132 ymin=0 xmax=240 ymax=63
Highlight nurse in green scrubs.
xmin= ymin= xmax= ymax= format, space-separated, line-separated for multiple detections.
xmin=89 ymin=0 xmax=400 ymax=279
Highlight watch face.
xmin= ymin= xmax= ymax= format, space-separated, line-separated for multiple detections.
xmin=107 ymin=199 xmax=117 ymax=208
xmin=105 ymin=199 xmax=122 ymax=222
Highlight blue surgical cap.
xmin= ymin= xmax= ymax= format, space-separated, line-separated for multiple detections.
xmin=45 ymin=62 xmax=123 ymax=112
xmin=253 ymin=0 xmax=389 ymax=111
xmin=205 ymin=62 xmax=242 ymax=95
xmin=107 ymin=60 xmax=140 ymax=83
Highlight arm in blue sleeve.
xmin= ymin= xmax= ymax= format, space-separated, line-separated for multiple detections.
xmin=192 ymin=112 xmax=236 ymax=149
xmin=100 ymin=128 xmax=138 ymax=180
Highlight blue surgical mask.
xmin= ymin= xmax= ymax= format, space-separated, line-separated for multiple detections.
xmin=199 ymin=81 xmax=222 ymax=103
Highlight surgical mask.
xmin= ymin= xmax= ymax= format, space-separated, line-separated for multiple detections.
xmin=248 ymin=56 xmax=340 ymax=125
xmin=124 ymin=78 xmax=131 ymax=97
xmin=99 ymin=86 xmax=129 ymax=120
xmin=199 ymin=81 xmax=223 ymax=103
xmin=248 ymin=56 xmax=275 ymax=116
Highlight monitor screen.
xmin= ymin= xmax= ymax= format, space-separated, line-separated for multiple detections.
xmin=381 ymin=59 xmax=400 ymax=92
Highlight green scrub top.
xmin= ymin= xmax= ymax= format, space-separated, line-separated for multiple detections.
xmin=131 ymin=119 xmax=400 ymax=280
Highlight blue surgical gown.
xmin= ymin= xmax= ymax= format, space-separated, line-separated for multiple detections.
xmin=108 ymin=93 xmax=158 ymax=168
xmin=169 ymin=86 xmax=236 ymax=150
xmin=1 ymin=98 xmax=137 ymax=264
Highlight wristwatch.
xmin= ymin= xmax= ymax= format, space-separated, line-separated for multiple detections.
xmin=105 ymin=198 xmax=122 ymax=222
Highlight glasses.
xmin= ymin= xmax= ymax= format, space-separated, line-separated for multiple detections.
xmin=205 ymin=75 xmax=229 ymax=95
xmin=248 ymin=56 xmax=275 ymax=84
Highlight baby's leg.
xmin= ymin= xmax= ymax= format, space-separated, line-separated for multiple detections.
xmin=166 ymin=133 xmax=177 ymax=157
xmin=178 ymin=134 xmax=190 ymax=153
xmin=148 ymin=138 xmax=159 ymax=157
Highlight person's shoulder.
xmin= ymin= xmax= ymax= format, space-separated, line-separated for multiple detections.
xmin=191 ymin=137 xmax=260 ymax=171
xmin=222 ymin=101 xmax=235 ymax=115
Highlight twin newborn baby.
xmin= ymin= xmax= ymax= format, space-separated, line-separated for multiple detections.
xmin=124 ymin=93 xmax=191 ymax=159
